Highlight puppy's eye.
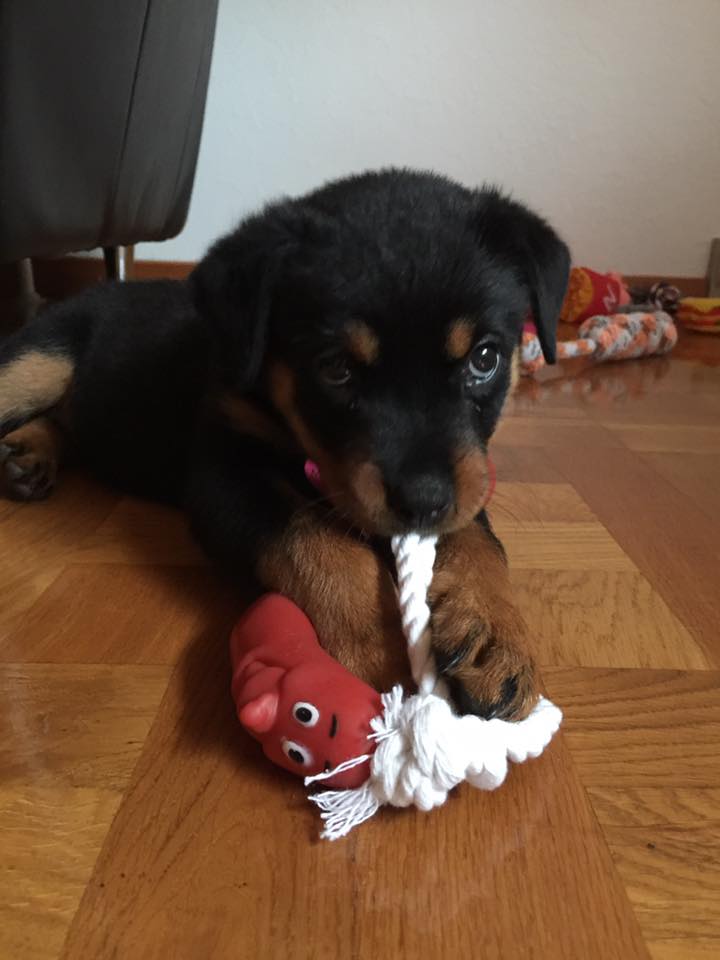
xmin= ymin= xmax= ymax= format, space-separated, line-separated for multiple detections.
xmin=316 ymin=353 xmax=351 ymax=387
xmin=293 ymin=702 xmax=319 ymax=727
xmin=468 ymin=343 xmax=501 ymax=383
xmin=282 ymin=739 xmax=313 ymax=766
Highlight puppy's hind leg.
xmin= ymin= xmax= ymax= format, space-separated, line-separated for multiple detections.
xmin=0 ymin=343 xmax=74 ymax=436
xmin=0 ymin=302 xmax=89 ymax=498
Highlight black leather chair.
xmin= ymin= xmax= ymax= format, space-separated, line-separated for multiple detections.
xmin=0 ymin=0 xmax=218 ymax=285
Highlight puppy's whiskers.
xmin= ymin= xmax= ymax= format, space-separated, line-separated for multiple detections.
xmin=486 ymin=490 xmax=526 ymax=530
xmin=291 ymin=487 xmax=345 ymax=517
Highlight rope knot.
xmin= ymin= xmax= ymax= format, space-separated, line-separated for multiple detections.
xmin=370 ymin=689 xmax=468 ymax=810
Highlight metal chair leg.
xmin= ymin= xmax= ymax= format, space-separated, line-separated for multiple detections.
xmin=14 ymin=258 xmax=44 ymax=325
xmin=103 ymin=245 xmax=135 ymax=282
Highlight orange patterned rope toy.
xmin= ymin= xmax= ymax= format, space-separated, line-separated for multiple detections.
xmin=521 ymin=311 xmax=678 ymax=376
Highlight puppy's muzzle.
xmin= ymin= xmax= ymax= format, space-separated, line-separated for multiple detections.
xmin=385 ymin=470 xmax=454 ymax=530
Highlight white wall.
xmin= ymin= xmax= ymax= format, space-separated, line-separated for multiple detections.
xmin=141 ymin=0 xmax=720 ymax=275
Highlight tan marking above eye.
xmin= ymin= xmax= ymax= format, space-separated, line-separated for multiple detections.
xmin=346 ymin=322 xmax=379 ymax=365
xmin=446 ymin=320 xmax=475 ymax=360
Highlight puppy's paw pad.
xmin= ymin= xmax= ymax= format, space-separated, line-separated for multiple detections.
xmin=0 ymin=442 xmax=57 ymax=501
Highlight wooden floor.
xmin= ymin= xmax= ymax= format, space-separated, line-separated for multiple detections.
xmin=1 ymin=331 xmax=719 ymax=960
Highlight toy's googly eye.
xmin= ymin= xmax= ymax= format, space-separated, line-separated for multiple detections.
xmin=282 ymin=739 xmax=313 ymax=766
xmin=293 ymin=702 xmax=320 ymax=727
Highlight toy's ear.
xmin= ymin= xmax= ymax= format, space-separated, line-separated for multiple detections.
xmin=190 ymin=202 xmax=312 ymax=390
xmin=476 ymin=190 xmax=571 ymax=364
xmin=239 ymin=691 xmax=279 ymax=734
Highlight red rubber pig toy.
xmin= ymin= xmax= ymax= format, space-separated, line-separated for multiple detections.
xmin=230 ymin=594 xmax=382 ymax=789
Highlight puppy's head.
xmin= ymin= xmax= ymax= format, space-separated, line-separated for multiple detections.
xmin=191 ymin=170 xmax=570 ymax=535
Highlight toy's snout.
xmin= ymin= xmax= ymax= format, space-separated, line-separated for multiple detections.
xmin=230 ymin=594 xmax=382 ymax=790
xmin=238 ymin=690 xmax=279 ymax=733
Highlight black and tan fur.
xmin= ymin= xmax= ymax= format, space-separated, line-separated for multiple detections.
xmin=0 ymin=169 xmax=569 ymax=719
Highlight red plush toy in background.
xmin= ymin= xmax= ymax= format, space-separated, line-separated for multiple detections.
xmin=230 ymin=594 xmax=382 ymax=789
xmin=559 ymin=266 xmax=631 ymax=325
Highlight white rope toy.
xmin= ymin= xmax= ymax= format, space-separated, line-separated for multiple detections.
xmin=304 ymin=533 xmax=562 ymax=840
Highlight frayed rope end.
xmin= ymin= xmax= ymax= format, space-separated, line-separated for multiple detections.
xmin=307 ymin=780 xmax=381 ymax=840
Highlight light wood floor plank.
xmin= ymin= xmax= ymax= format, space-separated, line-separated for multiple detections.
xmin=545 ymin=667 xmax=720 ymax=957
xmin=0 ymin=663 xmax=170 ymax=960
xmin=513 ymin=570 xmax=709 ymax=670
xmin=497 ymin=522 xmax=636 ymax=570
xmin=1 ymin=332 xmax=718 ymax=958
xmin=0 ymin=564 xmax=240 ymax=665
xmin=0 ymin=476 xmax=117 ymax=639
xmin=70 ymin=498 xmax=207 ymax=567
xmin=604 ymin=824 xmax=720 ymax=940
xmin=545 ymin=443 xmax=720 ymax=667
xmin=60 ymin=651 xmax=649 ymax=960
xmin=491 ymin=481 xmax=597 ymax=523
xmin=648 ymin=939 xmax=720 ymax=959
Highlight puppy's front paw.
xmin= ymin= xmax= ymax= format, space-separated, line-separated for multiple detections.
xmin=430 ymin=589 xmax=538 ymax=721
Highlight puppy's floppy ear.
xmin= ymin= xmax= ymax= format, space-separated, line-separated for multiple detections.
xmin=190 ymin=207 xmax=296 ymax=389
xmin=476 ymin=190 xmax=571 ymax=364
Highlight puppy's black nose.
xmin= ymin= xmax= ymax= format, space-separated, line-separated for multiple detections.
xmin=387 ymin=473 xmax=454 ymax=528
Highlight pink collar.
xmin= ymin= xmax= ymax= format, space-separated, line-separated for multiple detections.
xmin=304 ymin=459 xmax=324 ymax=491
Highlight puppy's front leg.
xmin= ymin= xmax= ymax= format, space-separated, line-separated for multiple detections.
xmin=187 ymin=436 xmax=406 ymax=689
xmin=256 ymin=512 xmax=407 ymax=689
xmin=429 ymin=517 xmax=539 ymax=720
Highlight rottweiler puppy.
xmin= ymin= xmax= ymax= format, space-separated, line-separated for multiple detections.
xmin=0 ymin=169 xmax=569 ymax=720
